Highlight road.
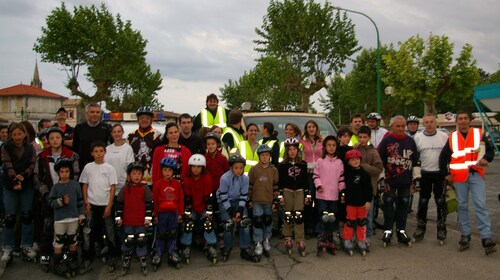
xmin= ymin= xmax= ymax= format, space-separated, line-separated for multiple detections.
xmin=1 ymin=159 xmax=500 ymax=279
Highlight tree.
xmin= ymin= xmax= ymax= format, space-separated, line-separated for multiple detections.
xmin=254 ymin=0 xmax=359 ymax=112
xmin=33 ymin=3 xmax=163 ymax=111
xmin=382 ymin=34 xmax=479 ymax=115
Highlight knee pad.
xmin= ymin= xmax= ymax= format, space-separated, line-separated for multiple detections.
xmin=4 ymin=214 xmax=16 ymax=229
xmin=399 ymin=196 xmax=410 ymax=205
xmin=285 ymin=211 xmax=294 ymax=225
xmin=418 ymin=197 xmax=429 ymax=206
xmin=66 ymin=234 xmax=78 ymax=246
xmin=253 ymin=215 xmax=264 ymax=229
xmin=264 ymin=215 xmax=272 ymax=227
xmin=383 ymin=195 xmax=394 ymax=205
xmin=42 ymin=218 xmax=54 ymax=235
xmin=136 ymin=233 xmax=147 ymax=247
xmin=54 ymin=234 xmax=66 ymax=248
xmin=203 ymin=216 xmax=214 ymax=233
xmin=345 ymin=219 xmax=356 ymax=228
xmin=183 ymin=219 xmax=194 ymax=233
xmin=240 ymin=217 xmax=251 ymax=228
xmin=223 ymin=220 xmax=234 ymax=232
xmin=21 ymin=211 xmax=33 ymax=225
xmin=436 ymin=197 xmax=445 ymax=206
xmin=124 ymin=234 xmax=135 ymax=247
xmin=294 ymin=211 xmax=304 ymax=224
xmin=357 ymin=218 xmax=367 ymax=227
xmin=167 ymin=229 xmax=178 ymax=240
xmin=321 ymin=211 xmax=336 ymax=224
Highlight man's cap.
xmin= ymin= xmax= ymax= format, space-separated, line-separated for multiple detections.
xmin=56 ymin=107 xmax=67 ymax=114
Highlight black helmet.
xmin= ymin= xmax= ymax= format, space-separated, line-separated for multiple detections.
xmin=136 ymin=106 xmax=154 ymax=117
xmin=54 ymin=158 xmax=74 ymax=175
xmin=126 ymin=162 xmax=144 ymax=174
xmin=322 ymin=135 xmax=339 ymax=149
xmin=204 ymin=132 xmax=221 ymax=145
xmin=46 ymin=126 xmax=64 ymax=138
xmin=228 ymin=155 xmax=246 ymax=166
xmin=38 ymin=128 xmax=49 ymax=139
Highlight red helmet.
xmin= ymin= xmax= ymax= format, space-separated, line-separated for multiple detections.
xmin=345 ymin=149 xmax=362 ymax=160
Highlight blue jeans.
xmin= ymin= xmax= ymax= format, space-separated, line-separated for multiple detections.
xmin=180 ymin=210 xmax=217 ymax=247
xmin=3 ymin=186 xmax=35 ymax=249
xmin=454 ymin=172 xmax=492 ymax=239
xmin=122 ymin=226 xmax=147 ymax=257
xmin=316 ymin=199 xmax=338 ymax=234
xmin=252 ymin=204 xmax=272 ymax=242
xmin=366 ymin=197 xmax=375 ymax=237
xmin=156 ymin=212 xmax=178 ymax=256
xmin=219 ymin=202 xmax=250 ymax=251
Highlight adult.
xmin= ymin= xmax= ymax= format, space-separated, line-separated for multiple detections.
xmin=236 ymin=123 xmax=260 ymax=174
xmin=221 ymin=110 xmax=245 ymax=155
xmin=21 ymin=121 xmax=41 ymax=154
xmin=366 ymin=112 xmax=389 ymax=148
xmin=193 ymin=93 xmax=229 ymax=133
xmin=259 ymin=122 xmax=280 ymax=167
xmin=178 ymin=113 xmax=204 ymax=155
xmin=439 ymin=112 xmax=496 ymax=253
xmin=52 ymin=107 xmax=74 ymax=148
xmin=411 ymin=114 xmax=449 ymax=243
xmin=105 ymin=124 xmax=135 ymax=196
xmin=349 ymin=114 xmax=364 ymax=147
xmin=406 ymin=115 xmax=419 ymax=138
xmin=0 ymin=125 xmax=8 ymax=145
xmin=378 ymin=115 xmax=419 ymax=246
xmin=73 ymin=103 xmax=111 ymax=172
xmin=127 ymin=106 xmax=163 ymax=186
xmin=279 ymin=123 xmax=302 ymax=162
xmin=152 ymin=123 xmax=191 ymax=183
xmin=210 ymin=125 xmax=230 ymax=159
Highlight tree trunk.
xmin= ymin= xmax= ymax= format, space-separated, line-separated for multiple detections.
xmin=300 ymin=93 xmax=309 ymax=112
xmin=424 ymin=100 xmax=437 ymax=116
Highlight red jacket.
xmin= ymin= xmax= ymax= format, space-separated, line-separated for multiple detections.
xmin=205 ymin=151 xmax=229 ymax=192
xmin=152 ymin=144 xmax=191 ymax=184
xmin=153 ymin=178 xmax=184 ymax=215
xmin=183 ymin=174 xmax=213 ymax=215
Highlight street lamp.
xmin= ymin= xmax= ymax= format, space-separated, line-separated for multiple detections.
xmin=333 ymin=6 xmax=382 ymax=114
xmin=14 ymin=107 xmax=31 ymax=121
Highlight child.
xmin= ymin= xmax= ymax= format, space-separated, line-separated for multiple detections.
xmin=115 ymin=162 xmax=153 ymax=275
xmin=248 ymin=144 xmax=279 ymax=260
xmin=313 ymin=135 xmax=345 ymax=256
xmin=341 ymin=150 xmax=373 ymax=256
xmin=48 ymin=158 xmax=85 ymax=277
xmin=79 ymin=140 xmax=118 ymax=272
xmin=335 ymin=127 xmax=352 ymax=229
xmin=356 ymin=126 xmax=383 ymax=246
xmin=278 ymin=139 xmax=308 ymax=257
xmin=180 ymin=154 xmax=217 ymax=264
xmin=152 ymin=158 xmax=184 ymax=270
xmin=217 ymin=155 xmax=254 ymax=262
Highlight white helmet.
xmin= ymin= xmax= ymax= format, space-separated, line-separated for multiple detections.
xmin=367 ymin=112 xmax=382 ymax=120
xmin=188 ymin=154 xmax=206 ymax=166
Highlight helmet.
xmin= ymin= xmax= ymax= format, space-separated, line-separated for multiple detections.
xmin=160 ymin=157 xmax=178 ymax=170
xmin=188 ymin=154 xmax=206 ymax=167
xmin=345 ymin=149 xmax=362 ymax=160
xmin=367 ymin=112 xmax=382 ymax=120
xmin=126 ymin=162 xmax=144 ymax=174
xmin=38 ymin=128 xmax=49 ymax=139
xmin=256 ymin=144 xmax=272 ymax=155
xmin=284 ymin=138 xmax=300 ymax=147
xmin=228 ymin=155 xmax=246 ymax=166
xmin=204 ymin=132 xmax=221 ymax=144
xmin=136 ymin=106 xmax=154 ymax=117
xmin=407 ymin=115 xmax=419 ymax=124
xmin=322 ymin=135 xmax=338 ymax=148
xmin=54 ymin=158 xmax=74 ymax=174
xmin=46 ymin=126 xmax=64 ymax=138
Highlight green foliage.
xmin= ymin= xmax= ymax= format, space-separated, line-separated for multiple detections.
xmin=382 ymin=34 xmax=479 ymax=115
xmin=34 ymin=3 xmax=163 ymax=111
xmin=480 ymin=67 xmax=500 ymax=85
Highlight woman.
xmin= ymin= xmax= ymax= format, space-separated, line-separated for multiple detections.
xmin=280 ymin=123 xmax=302 ymax=162
xmin=259 ymin=122 xmax=280 ymax=167
xmin=105 ymin=124 xmax=135 ymax=196
xmin=152 ymin=123 xmax=191 ymax=183
xmin=210 ymin=125 xmax=229 ymax=159
xmin=236 ymin=123 xmax=260 ymax=174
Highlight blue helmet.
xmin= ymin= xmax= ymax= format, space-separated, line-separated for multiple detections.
xmin=160 ymin=157 xmax=177 ymax=170
xmin=256 ymin=144 xmax=272 ymax=155
xmin=136 ymin=106 xmax=154 ymax=117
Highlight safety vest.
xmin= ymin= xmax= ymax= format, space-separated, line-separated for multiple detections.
xmin=238 ymin=141 xmax=259 ymax=174
xmin=222 ymin=127 xmax=244 ymax=155
xmin=200 ymin=106 xmax=227 ymax=128
xmin=449 ymin=128 xmax=485 ymax=183
xmin=348 ymin=134 xmax=359 ymax=147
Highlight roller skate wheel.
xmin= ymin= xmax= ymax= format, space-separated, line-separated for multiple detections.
xmin=287 ymin=249 xmax=292 ymax=256
xmin=439 ymin=240 xmax=444 ymax=246
xmin=212 ymin=258 xmax=217 ymax=265
xmin=153 ymin=265 xmax=158 ymax=272
xmin=383 ymin=242 xmax=388 ymax=248
xmin=361 ymin=250 xmax=366 ymax=257
xmin=348 ymin=250 xmax=353 ymax=256
xmin=408 ymin=242 xmax=412 ymax=248
xmin=41 ymin=265 xmax=50 ymax=273
xmin=121 ymin=269 xmax=127 ymax=276
xmin=185 ymin=258 xmax=190 ymax=265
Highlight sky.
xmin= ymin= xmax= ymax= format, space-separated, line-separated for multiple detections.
xmin=1 ymin=0 xmax=499 ymax=115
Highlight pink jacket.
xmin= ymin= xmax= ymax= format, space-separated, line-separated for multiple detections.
xmin=313 ymin=156 xmax=345 ymax=201
xmin=300 ymin=139 xmax=323 ymax=169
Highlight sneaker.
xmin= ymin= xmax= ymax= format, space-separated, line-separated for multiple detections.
xmin=1 ymin=249 xmax=12 ymax=262
xmin=22 ymin=247 xmax=37 ymax=258
xmin=263 ymin=238 xmax=271 ymax=252
xmin=254 ymin=242 xmax=263 ymax=256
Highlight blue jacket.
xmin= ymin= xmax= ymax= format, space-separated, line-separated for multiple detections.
xmin=217 ymin=170 xmax=249 ymax=211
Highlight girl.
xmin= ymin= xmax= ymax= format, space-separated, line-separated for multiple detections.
xmin=1 ymin=123 xmax=37 ymax=264
xmin=280 ymin=123 xmax=302 ymax=162
xmin=313 ymin=135 xmax=345 ymax=256
xmin=152 ymin=123 xmax=191 ymax=184
xmin=237 ymin=123 xmax=260 ymax=174
xmin=105 ymin=124 xmax=135 ymax=196
xmin=259 ymin=122 xmax=280 ymax=167
xmin=210 ymin=125 xmax=229 ymax=159
xmin=278 ymin=138 xmax=308 ymax=257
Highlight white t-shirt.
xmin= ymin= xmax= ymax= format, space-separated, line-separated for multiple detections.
xmin=370 ymin=127 xmax=389 ymax=148
xmin=105 ymin=143 xmax=135 ymax=195
xmin=80 ymin=162 xmax=118 ymax=206
xmin=414 ymin=130 xmax=449 ymax=172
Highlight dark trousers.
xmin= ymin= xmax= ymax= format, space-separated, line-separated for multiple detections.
xmin=383 ymin=184 xmax=410 ymax=231
xmin=417 ymin=173 xmax=446 ymax=222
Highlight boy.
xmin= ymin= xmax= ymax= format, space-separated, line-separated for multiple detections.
xmin=48 ymin=158 xmax=85 ymax=277
xmin=217 ymin=155 xmax=254 ymax=262
xmin=342 ymin=150 xmax=373 ymax=256
xmin=80 ymin=140 xmax=118 ymax=272
xmin=248 ymin=145 xmax=279 ymax=261
xmin=115 ymin=162 xmax=153 ymax=275
xmin=356 ymin=126 xmax=383 ymax=246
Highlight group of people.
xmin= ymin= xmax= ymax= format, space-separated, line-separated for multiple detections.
xmin=0 ymin=93 xmax=497 ymax=277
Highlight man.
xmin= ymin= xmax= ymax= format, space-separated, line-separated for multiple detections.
xmin=349 ymin=114 xmax=364 ymax=147
xmin=378 ymin=115 xmax=419 ymax=247
xmin=366 ymin=112 xmax=389 ymax=148
xmin=53 ymin=107 xmax=74 ymax=148
xmin=178 ymin=113 xmax=204 ymax=154
xmin=439 ymin=112 xmax=496 ymax=254
xmin=406 ymin=115 xmax=419 ymax=138
xmin=221 ymin=110 xmax=245 ymax=155
xmin=193 ymin=93 xmax=229 ymax=132
xmin=412 ymin=114 xmax=449 ymax=244
xmin=127 ymin=106 xmax=163 ymax=186
xmin=73 ymin=103 xmax=112 ymax=172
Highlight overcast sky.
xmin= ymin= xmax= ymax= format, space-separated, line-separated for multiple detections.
xmin=1 ymin=0 xmax=499 ymax=115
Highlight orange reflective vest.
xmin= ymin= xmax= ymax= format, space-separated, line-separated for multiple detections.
xmin=449 ymin=128 xmax=484 ymax=183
